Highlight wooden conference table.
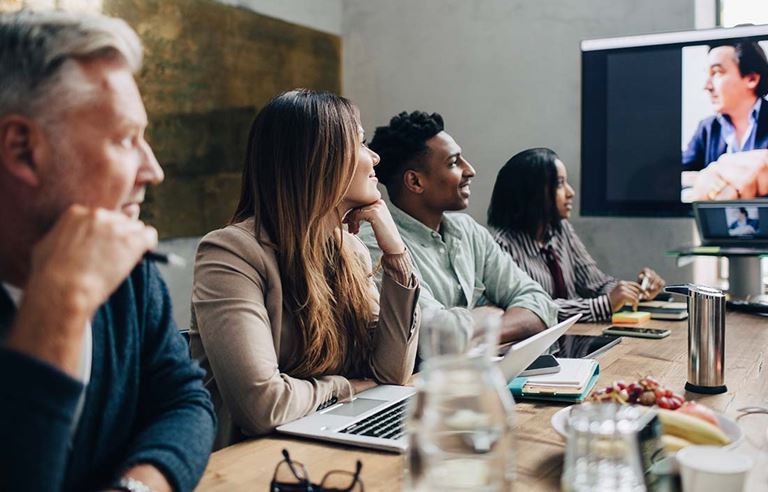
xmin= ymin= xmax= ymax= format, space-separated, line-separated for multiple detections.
xmin=197 ymin=313 xmax=768 ymax=491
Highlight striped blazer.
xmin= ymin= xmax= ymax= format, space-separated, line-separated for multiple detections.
xmin=493 ymin=221 xmax=617 ymax=322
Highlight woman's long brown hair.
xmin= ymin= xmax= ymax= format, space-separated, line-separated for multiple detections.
xmin=232 ymin=89 xmax=375 ymax=378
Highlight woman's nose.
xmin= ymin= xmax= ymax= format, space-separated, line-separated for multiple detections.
xmin=370 ymin=147 xmax=381 ymax=166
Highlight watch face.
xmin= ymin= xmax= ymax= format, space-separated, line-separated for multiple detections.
xmin=117 ymin=477 xmax=155 ymax=492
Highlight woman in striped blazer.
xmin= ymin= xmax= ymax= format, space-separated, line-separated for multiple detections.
xmin=487 ymin=148 xmax=666 ymax=322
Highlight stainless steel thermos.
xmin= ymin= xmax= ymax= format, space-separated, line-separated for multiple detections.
xmin=665 ymin=284 xmax=727 ymax=394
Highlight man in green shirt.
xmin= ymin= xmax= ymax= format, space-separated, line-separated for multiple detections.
xmin=358 ymin=111 xmax=557 ymax=344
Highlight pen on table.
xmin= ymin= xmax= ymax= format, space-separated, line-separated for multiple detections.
xmin=144 ymin=250 xmax=187 ymax=268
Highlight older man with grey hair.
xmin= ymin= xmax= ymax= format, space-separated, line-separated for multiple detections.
xmin=0 ymin=10 xmax=215 ymax=492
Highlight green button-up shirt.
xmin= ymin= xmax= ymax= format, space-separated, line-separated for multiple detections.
xmin=358 ymin=204 xmax=558 ymax=331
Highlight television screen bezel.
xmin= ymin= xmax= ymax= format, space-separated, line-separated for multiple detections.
xmin=580 ymin=24 xmax=768 ymax=218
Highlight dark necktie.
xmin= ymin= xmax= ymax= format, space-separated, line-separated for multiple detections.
xmin=543 ymin=245 xmax=568 ymax=299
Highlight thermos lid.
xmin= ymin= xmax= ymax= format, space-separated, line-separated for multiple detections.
xmin=665 ymin=283 xmax=725 ymax=298
xmin=688 ymin=285 xmax=725 ymax=297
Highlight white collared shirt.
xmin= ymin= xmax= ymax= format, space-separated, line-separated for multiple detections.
xmin=717 ymin=98 xmax=763 ymax=153
xmin=2 ymin=282 xmax=92 ymax=442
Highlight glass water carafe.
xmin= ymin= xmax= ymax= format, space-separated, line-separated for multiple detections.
xmin=405 ymin=310 xmax=516 ymax=491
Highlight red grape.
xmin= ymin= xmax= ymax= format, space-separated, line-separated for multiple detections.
xmin=590 ymin=377 xmax=691 ymax=410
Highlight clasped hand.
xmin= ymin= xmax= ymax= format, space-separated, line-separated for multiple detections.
xmin=690 ymin=149 xmax=768 ymax=200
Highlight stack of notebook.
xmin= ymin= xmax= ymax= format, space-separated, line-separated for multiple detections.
xmin=508 ymin=358 xmax=600 ymax=403
xmin=619 ymin=301 xmax=688 ymax=320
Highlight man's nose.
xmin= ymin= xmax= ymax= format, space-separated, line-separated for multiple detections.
xmin=138 ymin=139 xmax=164 ymax=185
xmin=462 ymin=159 xmax=476 ymax=177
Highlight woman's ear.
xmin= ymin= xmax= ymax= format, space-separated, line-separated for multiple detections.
xmin=403 ymin=169 xmax=425 ymax=194
xmin=0 ymin=115 xmax=42 ymax=187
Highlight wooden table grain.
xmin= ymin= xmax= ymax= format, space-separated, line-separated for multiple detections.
xmin=196 ymin=313 xmax=768 ymax=491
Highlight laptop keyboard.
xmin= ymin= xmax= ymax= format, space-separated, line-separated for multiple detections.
xmin=338 ymin=397 xmax=410 ymax=440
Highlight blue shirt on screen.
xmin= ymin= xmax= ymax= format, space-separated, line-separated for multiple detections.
xmin=717 ymin=98 xmax=762 ymax=153
xmin=682 ymin=96 xmax=768 ymax=171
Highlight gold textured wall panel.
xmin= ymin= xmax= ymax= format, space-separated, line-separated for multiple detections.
xmin=2 ymin=0 xmax=342 ymax=238
xmin=105 ymin=0 xmax=342 ymax=238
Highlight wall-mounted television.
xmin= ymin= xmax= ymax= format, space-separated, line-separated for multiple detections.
xmin=581 ymin=24 xmax=768 ymax=217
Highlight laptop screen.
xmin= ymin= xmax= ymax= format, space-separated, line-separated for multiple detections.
xmin=695 ymin=200 xmax=768 ymax=245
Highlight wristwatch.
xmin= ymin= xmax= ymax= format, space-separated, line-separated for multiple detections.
xmin=113 ymin=477 xmax=157 ymax=492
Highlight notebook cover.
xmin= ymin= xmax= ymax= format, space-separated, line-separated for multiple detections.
xmin=508 ymin=361 xmax=600 ymax=403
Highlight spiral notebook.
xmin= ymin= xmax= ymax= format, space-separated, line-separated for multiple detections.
xmin=508 ymin=358 xmax=600 ymax=402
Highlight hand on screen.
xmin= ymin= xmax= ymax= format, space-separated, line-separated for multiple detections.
xmin=681 ymin=171 xmax=699 ymax=188
xmin=690 ymin=149 xmax=768 ymax=200
xmin=713 ymin=150 xmax=768 ymax=199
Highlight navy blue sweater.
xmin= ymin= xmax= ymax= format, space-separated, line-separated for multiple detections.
xmin=0 ymin=262 xmax=216 ymax=491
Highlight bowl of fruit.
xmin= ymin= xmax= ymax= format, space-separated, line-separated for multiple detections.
xmin=551 ymin=376 xmax=742 ymax=452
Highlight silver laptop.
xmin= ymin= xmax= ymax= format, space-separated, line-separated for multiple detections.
xmin=276 ymin=314 xmax=581 ymax=453
xmin=693 ymin=199 xmax=768 ymax=247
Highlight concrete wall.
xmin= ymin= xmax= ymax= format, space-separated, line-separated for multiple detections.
xmin=343 ymin=0 xmax=696 ymax=285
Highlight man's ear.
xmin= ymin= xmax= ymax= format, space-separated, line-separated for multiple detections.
xmin=0 ymin=115 xmax=42 ymax=187
xmin=746 ymin=72 xmax=760 ymax=92
xmin=403 ymin=169 xmax=426 ymax=194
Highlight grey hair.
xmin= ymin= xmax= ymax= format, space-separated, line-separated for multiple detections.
xmin=0 ymin=10 xmax=143 ymax=120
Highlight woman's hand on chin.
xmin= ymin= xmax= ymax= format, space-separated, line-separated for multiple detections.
xmin=344 ymin=200 xmax=406 ymax=255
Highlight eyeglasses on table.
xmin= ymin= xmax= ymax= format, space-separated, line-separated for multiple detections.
xmin=270 ymin=448 xmax=364 ymax=492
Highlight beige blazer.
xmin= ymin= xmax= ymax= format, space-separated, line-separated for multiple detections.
xmin=190 ymin=217 xmax=420 ymax=449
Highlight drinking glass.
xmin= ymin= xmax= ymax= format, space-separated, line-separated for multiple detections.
xmin=561 ymin=402 xmax=647 ymax=492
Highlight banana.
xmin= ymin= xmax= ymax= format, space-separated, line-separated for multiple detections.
xmin=661 ymin=434 xmax=693 ymax=453
xmin=656 ymin=408 xmax=730 ymax=446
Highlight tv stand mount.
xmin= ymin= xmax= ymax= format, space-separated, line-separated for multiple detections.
xmin=668 ymin=247 xmax=766 ymax=300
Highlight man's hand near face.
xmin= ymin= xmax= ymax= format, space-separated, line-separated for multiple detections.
xmin=5 ymin=204 xmax=157 ymax=378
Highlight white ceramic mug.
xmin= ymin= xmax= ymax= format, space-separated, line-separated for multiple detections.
xmin=676 ymin=445 xmax=753 ymax=492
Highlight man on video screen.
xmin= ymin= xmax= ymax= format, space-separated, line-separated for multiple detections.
xmin=682 ymin=40 xmax=768 ymax=200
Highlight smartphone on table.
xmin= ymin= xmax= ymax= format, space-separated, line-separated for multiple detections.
xmin=602 ymin=325 xmax=671 ymax=339
xmin=519 ymin=354 xmax=560 ymax=377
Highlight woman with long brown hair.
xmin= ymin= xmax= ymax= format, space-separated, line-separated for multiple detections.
xmin=190 ymin=90 xmax=420 ymax=449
